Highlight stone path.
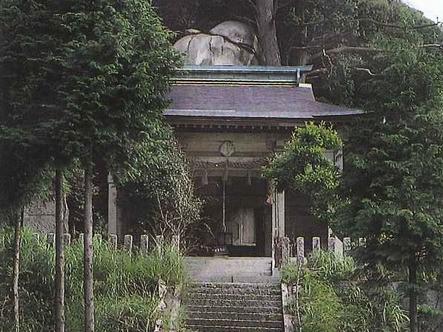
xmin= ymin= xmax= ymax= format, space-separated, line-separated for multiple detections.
xmin=184 ymin=282 xmax=284 ymax=332
xmin=183 ymin=257 xmax=284 ymax=331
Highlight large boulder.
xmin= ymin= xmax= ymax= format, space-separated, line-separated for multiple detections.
xmin=174 ymin=21 xmax=259 ymax=65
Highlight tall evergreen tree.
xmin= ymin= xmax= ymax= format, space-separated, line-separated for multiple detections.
xmin=0 ymin=0 xmax=179 ymax=330
xmin=338 ymin=43 xmax=443 ymax=332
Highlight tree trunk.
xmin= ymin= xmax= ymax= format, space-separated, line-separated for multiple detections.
xmin=55 ymin=169 xmax=65 ymax=332
xmin=409 ymin=257 xmax=418 ymax=332
xmin=83 ymin=163 xmax=94 ymax=332
xmin=12 ymin=210 xmax=22 ymax=332
xmin=255 ymin=0 xmax=281 ymax=66
xmin=293 ymin=0 xmax=309 ymax=66
xmin=62 ymin=192 xmax=69 ymax=234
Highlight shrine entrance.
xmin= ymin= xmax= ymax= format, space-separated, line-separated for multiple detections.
xmin=196 ymin=176 xmax=272 ymax=257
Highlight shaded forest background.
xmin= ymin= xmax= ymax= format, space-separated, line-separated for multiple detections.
xmin=154 ymin=0 xmax=442 ymax=105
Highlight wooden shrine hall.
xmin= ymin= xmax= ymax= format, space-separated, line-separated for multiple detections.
xmin=108 ymin=65 xmax=360 ymax=257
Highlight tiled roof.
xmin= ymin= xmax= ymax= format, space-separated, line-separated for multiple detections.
xmin=165 ymin=84 xmax=360 ymax=120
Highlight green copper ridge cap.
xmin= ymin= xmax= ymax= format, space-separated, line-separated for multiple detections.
xmin=174 ymin=65 xmax=314 ymax=85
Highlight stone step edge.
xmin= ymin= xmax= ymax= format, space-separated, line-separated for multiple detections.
xmin=185 ymin=299 xmax=282 ymax=303
xmin=187 ymin=310 xmax=282 ymax=316
xmin=185 ymin=305 xmax=282 ymax=313
xmin=186 ymin=304 xmax=282 ymax=309
xmin=188 ymin=289 xmax=281 ymax=293
xmin=186 ymin=324 xmax=283 ymax=331
xmin=183 ymin=293 xmax=282 ymax=300
xmin=186 ymin=318 xmax=284 ymax=323
xmin=190 ymin=282 xmax=279 ymax=286
xmin=189 ymin=286 xmax=280 ymax=289
xmin=188 ymin=289 xmax=280 ymax=293
xmin=187 ymin=292 xmax=281 ymax=298
xmin=186 ymin=310 xmax=283 ymax=321
xmin=189 ymin=285 xmax=281 ymax=289
xmin=186 ymin=292 xmax=281 ymax=298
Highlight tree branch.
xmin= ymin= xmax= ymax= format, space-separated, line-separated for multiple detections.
xmin=290 ymin=17 xmax=441 ymax=30
xmin=310 ymin=46 xmax=384 ymax=61
xmin=321 ymin=49 xmax=333 ymax=76
xmin=181 ymin=29 xmax=258 ymax=55
xmin=360 ymin=18 xmax=441 ymax=30
xmin=354 ymin=67 xmax=382 ymax=77
xmin=306 ymin=66 xmax=383 ymax=78
xmin=306 ymin=68 xmax=329 ymax=76
xmin=422 ymin=43 xmax=443 ymax=50
xmin=299 ymin=43 xmax=441 ymax=63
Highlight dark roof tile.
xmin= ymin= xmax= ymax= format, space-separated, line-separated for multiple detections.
xmin=164 ymin=84 xmax=361 ymax=120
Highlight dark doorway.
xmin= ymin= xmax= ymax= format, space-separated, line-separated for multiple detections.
xmin=194 ymin=176 xmax=270 ymax=257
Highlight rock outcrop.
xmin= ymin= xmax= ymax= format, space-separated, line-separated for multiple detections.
xmin=174 ymin=21 xmax=259 ymax=65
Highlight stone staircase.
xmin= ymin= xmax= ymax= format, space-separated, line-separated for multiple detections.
xmin=183 ymin=282 xmax=284 ymax=332
xmin=185 ymin=257 xmax=277 ymax=283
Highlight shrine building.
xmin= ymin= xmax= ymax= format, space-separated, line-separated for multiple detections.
xmin=107 ymin=65 xmax=360 ymax=257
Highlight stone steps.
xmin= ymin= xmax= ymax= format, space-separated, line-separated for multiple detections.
xmin=186 ymin=325 xmax=283 ymax=332
xmin=185 ymin=257 xmax=274 ymax=282
xmin=189 ymin=297 xmax=281 ymax=307
xmin=187 ymin=318 xmax=283 ymax=328
xmin=186 ymin=305 xmax=282 ymax=314
xmin=187 ymin=311 xmax=283 ymax=321
xmin=188 ymin=292 xmax=281 ymax=301
xmin=190 ymin=282 xmax=281 ymax=295
xmin=184 ymin=282 xmax=284 ymax=332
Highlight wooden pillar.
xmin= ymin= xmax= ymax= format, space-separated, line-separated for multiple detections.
xmin=277 ymin=190 xmax=285 ymax=238
xmin=272 ymin=187 xmax=285 ymax=239
xmin=107 ymin=173 xmax=120 ymax=236
xmin=271 ymin=185 xmax=286 ymax=271
xmin=271 ymin=185 xmax=277 ymax=269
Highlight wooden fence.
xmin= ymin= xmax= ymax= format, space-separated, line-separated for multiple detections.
xmin=0 ymin=232 xmax=180 ymax=254
xmin=1 ymin=232 xmax=364 ymax=267
xmin=276 ymin=236 xmax=365 ymax=267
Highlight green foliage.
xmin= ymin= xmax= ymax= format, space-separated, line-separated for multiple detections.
xmin=264 ymin=122 xmax=342 ymax=222
xmin=0 ymin=0 xmax=199 ymax=242
xmin=283 ymin=251 xmax=408 ymax=332
xmin=0 ymin=228 xmax=55 ymax=330
xmin=50 ymin=0 xmax=180 ymax=165
xmin=0 ymin=228 xmax=186 ymax=331
xmin=0 ymin=0 xmax=180 ymax=212
xmin=0 ymin=145 xmax=53 ymax=215
xmin=284 ymin=0 xmax=442 ymax=102
xmin=97 ymin=295 xmax=159 ymax=332
xmin=157 ymin=0 xmax=441 ymax=71
xmin=300 ymin=275 xmax=343 ymax=332
xmin=115 ymin=127 xmax=201 ymax=239
xmin=337 ymin=44 xmax=443 ymax=271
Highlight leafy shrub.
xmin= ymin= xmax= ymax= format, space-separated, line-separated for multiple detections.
xmin=282 ymin=251 xmax=408 ymax=332
xmin=263 ymin=123 xmax=342 ymax=223
xmin=0 ymin=228 xmax=186 ymax=331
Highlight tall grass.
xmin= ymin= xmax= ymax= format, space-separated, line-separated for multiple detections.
xmin=282 ymin=251 xmax=408 ymax=332
xmin=0 ymin=228 xmax=186 ymax=331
